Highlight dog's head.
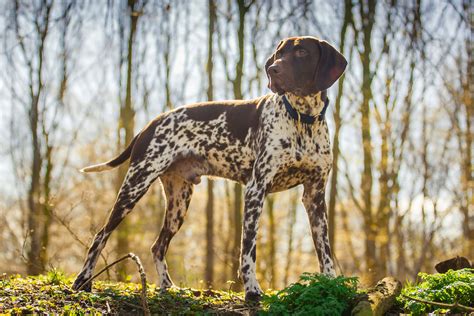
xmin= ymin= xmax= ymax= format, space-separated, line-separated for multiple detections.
xmin=265 ymin=36 xmax=347 ymax=96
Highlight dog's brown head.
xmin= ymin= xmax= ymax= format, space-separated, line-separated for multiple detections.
xmin=265 ymin=36 xmax=347 ymax=96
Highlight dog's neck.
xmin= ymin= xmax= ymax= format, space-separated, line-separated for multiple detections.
xmin=284 ymin=91 xmax=326 ymax=118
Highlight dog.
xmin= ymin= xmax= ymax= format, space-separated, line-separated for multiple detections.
xmin=72 ymin=36 xmax=347 ymax=301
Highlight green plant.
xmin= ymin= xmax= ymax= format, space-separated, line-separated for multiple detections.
xmin=45 ymin=268 xmax=67 ymax=285
xmin=398 ymin=268 xmax=474 ymax=315
xmin=260 ymin=273 xmax=359 ymax=316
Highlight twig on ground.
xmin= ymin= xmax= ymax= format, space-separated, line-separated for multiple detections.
xmin=402 ymin=294 xmax=474 ymax=312
xmin=122 ymin=300 xmax=144 ymax=310
xmin=128 ymin=253 xmax=150 ymax=315
xmin=76 ymin=253 xmax=151 ymax=316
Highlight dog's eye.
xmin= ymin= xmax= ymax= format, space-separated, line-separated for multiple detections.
xmin=295 ymin=49 xmax=308 ymax=57
xmin=275 ymin=51 xmax=282 ymax=59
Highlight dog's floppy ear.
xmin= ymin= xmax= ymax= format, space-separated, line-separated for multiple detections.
xmin=313 ymin=40 xmax=347 ymax=91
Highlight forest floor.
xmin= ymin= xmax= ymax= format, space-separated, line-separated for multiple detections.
xmin=1 ymin=268 xmax=472 ymax=315
xmin=0 ymin=273 xmax=256 ymax=315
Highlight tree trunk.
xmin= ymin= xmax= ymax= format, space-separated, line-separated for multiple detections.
xmin=230 ymin=0 xmax=251 ymax=291
xmin=357 ymin=0 xmax=377 ymax=284
xmin=328 ymin=0 xmax=352 ymax=252
xmin=395 ymin=214 xmax=406 ymax=280
xmin=27 ymin=88 xmax=42 ymax=275
xmin=116 ymin=0 xmax=140 ymax=280
xmin=377 ymin=119 xmax=390 ymax=279
xmin=231 ymin=183 xmax=243 ymax=290
xmin=39 ymin=1 xmax=71 ymax=271
xmin=267 ymin=196 xmax=276 ymax=288
xmin=460 ymin=1 xmax=473 ymax=258
xmin=164 ymin=29 xmax=172 ymax=111
xmin=39 ymin=142 xmax=53 ymax=271
xmin=205 ymin=0 xmax=216 ymax=288
xmin=283 ymin=189 xmax=298 ymax=285
xmin=19 ymin=1 xmax=53 ymax=275
xmin=223 ymin=181 xmax=233 ymax=284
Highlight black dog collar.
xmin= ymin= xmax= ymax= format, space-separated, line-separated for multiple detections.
xmin=282 ymin=95 xmax=329 ymax=124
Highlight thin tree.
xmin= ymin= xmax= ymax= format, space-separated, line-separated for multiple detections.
xmin=283 ymin=189 xmax=298 ymax=285
xmin=205 ymin=0 xmax=217 ymax=288
xmin=39 ymin=0 xmax=74 ymax=268
xmin=115 ymin=0 xmax=145 ymax=280
xmin=228 ymin=0 xmax=254 ymax=290
xmin=445 ymin=0 xmax=473 ymax=259
xmin=10 ymin=0 xmax=53 ymax=275
xmin=356 ymin=0 xmax=377 ymax=283
xmin=266 ymin=196 xmax=276 ymax=288
xmin=327 ymin=0 xmax=353 ymax=252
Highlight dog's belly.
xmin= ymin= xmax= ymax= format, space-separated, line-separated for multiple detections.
xmin=206 ymin=147 xmax=255 ymax=183
xmin=167 ymin=148 xmax=320 ymax=193
xmin=269 ymin=168 xmax=308 ymax=193
xmin=166 ymin=144 xmax=256 ymax=185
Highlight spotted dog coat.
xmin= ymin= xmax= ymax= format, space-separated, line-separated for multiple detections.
xmin=72 ymin=36 xmax=347 ymax=301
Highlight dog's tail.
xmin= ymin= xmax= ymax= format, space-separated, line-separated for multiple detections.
xmin=80 ymin=134 xmax=139 ymax=173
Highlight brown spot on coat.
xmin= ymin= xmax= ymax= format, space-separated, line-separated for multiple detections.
xmin=130 ymin=117 xmax=162 ymax=162
xmin=184 ymin=97 xmax=268 ymax=142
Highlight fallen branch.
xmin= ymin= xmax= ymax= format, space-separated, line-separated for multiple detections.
xmin=76 ymin=253 xmax=150 ymax=316
xmin=352 ymin=277 xmax=402 ymax=316
xmin=402 ymin=294 xmax=474 ymax=313
xmin=128 ymin=253 xmax=150 ymax=315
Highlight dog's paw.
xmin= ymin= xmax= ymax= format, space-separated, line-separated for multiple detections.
xmin=245 ymin=290 xmax=263 ymax=303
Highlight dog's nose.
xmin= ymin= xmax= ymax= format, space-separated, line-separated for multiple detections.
xmin=268 ymin=64 xmax=281 ymax=75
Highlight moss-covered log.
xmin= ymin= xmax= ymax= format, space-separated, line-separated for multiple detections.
xmin=351 ymin=277 xmax=402 ymax=316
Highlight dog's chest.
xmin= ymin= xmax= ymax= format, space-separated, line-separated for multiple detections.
xmin=262 ymin=96 xmax=332 ymax=191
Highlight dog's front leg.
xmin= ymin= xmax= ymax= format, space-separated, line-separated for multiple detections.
xmin=302 ymin=177 xmax=336 ymax=277
xmin=241 ymin=178 xmax=266 ymax=302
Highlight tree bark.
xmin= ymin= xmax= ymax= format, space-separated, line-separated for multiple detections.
xmin=38 ymin=0 xmax=72 ymax=272
xmin=16 ymin=0 xmax=53 ymax=275
xmin=231 ymin=183 xmax=243 ymax=290
xmin=267 ymin=196 xmax=276 ymax=288
xmin=357 ymin=0 xmax=377 ymax=284
xmin=283 ymin=189 xmax=298 ymax=285
xmin=116 ymin=0 xmax=141 ymax=280
xmin=205 ymin=0 xmax=216 ymax=288
xmin=223 ymin=181 xmax=233 ymax=284
xmin=328 ymin=0 xmax=352 ymax=252
xmin=460 ymin=0 xmax=473 ymax=258
xmin=230 ymin=0 xmax=252 ymax=291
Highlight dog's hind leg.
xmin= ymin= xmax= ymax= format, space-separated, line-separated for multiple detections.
xmin=151 ymin=174 xmax=193 ymax=290
xmin=72 ymin=162 xmax=161 ymax=291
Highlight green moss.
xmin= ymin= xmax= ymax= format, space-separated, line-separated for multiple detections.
xmin=0 ymin=273 xmax=249 ymax=315
xmin=397 ymin=268 xmax=474 ymax=315
xmin=260 ymin=273 xmax=359 ymax=316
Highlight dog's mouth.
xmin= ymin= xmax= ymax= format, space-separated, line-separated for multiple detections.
xmin=268 ymin=76 xmax=286 ymax=95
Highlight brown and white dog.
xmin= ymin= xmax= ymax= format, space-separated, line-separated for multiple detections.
xmin=72 ymin=36 xmax=347 ymax=301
